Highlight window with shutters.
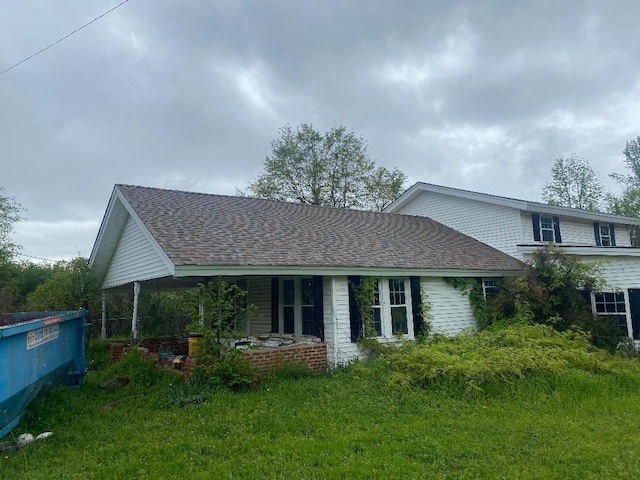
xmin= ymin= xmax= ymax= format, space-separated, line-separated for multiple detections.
xmin=279 ymin=277 xmax=321 ymax=337
xmin=594 ymin=222 xmax=616 ymax=247
xmin=540 ymin=216 xmax=555 ymax=242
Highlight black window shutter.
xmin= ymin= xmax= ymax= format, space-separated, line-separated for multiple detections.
xmin=312 ymin=276 xmax=324 ymax=340
xmin=610 ymin=224 xmax=616 ymax=246
xmin=552 ymin=216 xmax=562 ymax=243
xmin=348 ymin=276 xmax=362 ymax=343
xmin=410 ymin=277 xmax=423 ymax=336
xmin=270 ymin=278 xmax=279 ymax=333
xmin=532 ymin=213 xmax=541 ymax=241
xmin=593 ymin=222 xmax=601 ymax=246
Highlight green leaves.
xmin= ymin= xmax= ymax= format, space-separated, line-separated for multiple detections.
xmin=249 ymin=123 xmax=407 ymax=211
xmin=542 ymin=154 xmax=604 ymax=211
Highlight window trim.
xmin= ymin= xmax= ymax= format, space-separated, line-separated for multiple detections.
xmin=482 ymin=278 xmax=499 ymax=299
xmin=369 ymin=278 xmax=414 ymax=340
xmin=591 ymin=291 xmax=631 ymax=338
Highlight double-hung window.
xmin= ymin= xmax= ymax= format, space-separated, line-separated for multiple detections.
xmin=593 ymin=292 xmax=628 ymax=336
xmin=593 ymin=222 xmax=616 ymax=247
xmin=368 ymin=278 xmax=413 ymax=338
xmin=532 ymin=213 xmax=562 ymax=243
xmin=482 ymin=278 xmax=499 ymax=299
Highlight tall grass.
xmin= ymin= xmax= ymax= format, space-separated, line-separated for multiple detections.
xmin=3 ymin=327 xmax=640 ymax=479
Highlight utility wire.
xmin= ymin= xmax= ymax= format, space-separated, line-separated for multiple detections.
xmin=0 ymin=0 xmax=131 ymax=77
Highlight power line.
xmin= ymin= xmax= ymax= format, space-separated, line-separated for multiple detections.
xmin=15 ymin=252 xmax=59 ymax=263
xmin=0 ymin=0 xmax=131 ymax=78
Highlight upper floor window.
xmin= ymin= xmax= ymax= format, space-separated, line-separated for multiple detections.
xmin=593 ymin=222 xmax=616 ymax=247
xmin=532 ymin=213 xmax=562 ymax=243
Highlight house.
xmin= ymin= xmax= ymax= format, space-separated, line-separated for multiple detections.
xmin=89 ymin=184 xmax=524 ymax=366
xmin=384 ymin=182 xmax=640 ymax=341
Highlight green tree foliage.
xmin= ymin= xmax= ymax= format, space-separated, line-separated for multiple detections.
xmin=0 ymin=186 xmax=22 ymax=264
xmin=608 ymin=136 xmax=640 ymax=219
xmin=542 ymin=154 xmax=604 ymax=211
xmin=26 ymin=257 xmax=100 ymax=313
xmin=189 ymin=278 xmax=256 ymax=357
xmin=249 ymin=124 xmax=407 ymax=211
xmin=484 ymin=245 xmax=622 ymax=351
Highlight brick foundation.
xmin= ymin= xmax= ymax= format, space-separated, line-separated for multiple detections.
xmin=242 ymin=343 xmax=327 ymax=374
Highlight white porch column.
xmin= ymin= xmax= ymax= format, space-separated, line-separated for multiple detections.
xmin=131 ymin=281 xmax=140 ymax=344
xmin=198 ymin=289 xmax=204 ymax=326
xmin=101 ymin=293 xmax=107 ymax=341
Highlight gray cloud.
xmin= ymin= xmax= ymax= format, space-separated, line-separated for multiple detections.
xmin=2 ymin=0 xmax=639 ymax=260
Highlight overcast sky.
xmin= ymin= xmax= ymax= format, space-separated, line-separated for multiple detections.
xmin=2 ymin=0 xmax=640 ymax=262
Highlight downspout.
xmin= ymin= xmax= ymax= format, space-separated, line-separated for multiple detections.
xmin=131 ymin=281 xmax=140 ymax=345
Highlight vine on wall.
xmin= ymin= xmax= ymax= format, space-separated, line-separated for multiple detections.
xmin=443 ymin=277 xmax=487 ymax=327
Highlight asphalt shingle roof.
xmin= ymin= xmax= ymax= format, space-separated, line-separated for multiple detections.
xmin=117 ymin=184 xmax=525 ymax=272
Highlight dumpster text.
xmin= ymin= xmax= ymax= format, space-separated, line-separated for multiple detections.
xmin=27 ymin=324 xmax=59 ymax=350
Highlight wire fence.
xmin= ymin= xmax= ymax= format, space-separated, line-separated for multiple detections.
xmin=88 ymin=315 xmax=191 ymax=341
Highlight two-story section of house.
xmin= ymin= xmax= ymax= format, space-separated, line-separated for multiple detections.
xmin=385 ymin=182 xmax=640 ymax=342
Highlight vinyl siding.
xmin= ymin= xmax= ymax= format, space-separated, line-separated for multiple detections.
xmin=520 ymin=213 xmax=632 ymax=247
xmin=424 ymin=277 xmax=476 ymax=335
xmin=324 ymin=276 xmax=362 ymax=366
xmin=102 ymin=215 xmax=172 ymax=289
xmin=576 ymin=256 xmax=640 ymax=290
xmin=395 ymin=191 xmax=522 ymax=258
xmin=247 ymin=277 xmax=272 ymax=335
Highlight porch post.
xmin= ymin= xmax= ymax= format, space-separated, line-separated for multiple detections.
xmin=101 ymin=292 xmax=107 ymax=341
xmin=131 ymin=281 xmax=140 ymax=344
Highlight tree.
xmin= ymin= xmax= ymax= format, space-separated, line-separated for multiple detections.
xmin=26 ymin=257 xmax=100 ymax=313
xmin=249 ymin=124 xmax=407 ymax=211
xmin=541 ymin=154 xmax=604 ymax=211
xmin=0 ymin=187 xmax=22 ymax=265
xmin=607 ymin=136 xmax=640 ymax=219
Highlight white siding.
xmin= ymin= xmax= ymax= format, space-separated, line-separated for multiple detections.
xmin=323 ymin=276 xmax=362 ymax=366
xmin=396 ymin=191 xmax=523 ymax=258
xmin=423 ymin=277 xmax=476 ymax=335
xmin=579 ymin=256 xmax=640 ymax=290
xmin=520 ymin=213 xmax=632 ymax=248
xmin=103 ymin=215 xmax=172 ymax=289
xmin=247 ymin=277 xmax=271 ymax=335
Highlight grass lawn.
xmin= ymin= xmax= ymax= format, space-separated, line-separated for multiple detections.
xmin=3 ymin=357 xmax=640 ymax=480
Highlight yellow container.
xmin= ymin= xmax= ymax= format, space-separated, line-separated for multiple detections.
xmin=188 ymin=334 xmax=205 ymax=357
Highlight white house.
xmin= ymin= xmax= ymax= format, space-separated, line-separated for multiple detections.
xmin=89 ymin=184 xmax=524 ymax=366
xmin=385 ymin=182 xmax=640 ymax=341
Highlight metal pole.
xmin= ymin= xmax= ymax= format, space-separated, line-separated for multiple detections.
xmin=132 ymin=281 xmax=140 ymax=345
xmin=101 ymin=292 xmax=107 ymax=341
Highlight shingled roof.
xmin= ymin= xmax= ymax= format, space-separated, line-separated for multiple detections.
xmin=104 ymin=184 xmax=523 ymax=274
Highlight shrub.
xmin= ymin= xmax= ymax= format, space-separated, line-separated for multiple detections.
xmin=192 ymin=349 xmax=257 ymax=392
xmin=370 ymin=324 xmax=640 ymax=393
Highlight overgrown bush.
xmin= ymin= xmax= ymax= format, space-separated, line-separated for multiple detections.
xmin=192 ymin=349 xmax=257 ymax=392
xmin=482 ymin=245 xmax=625 ymax=351
xmin=364 ymin=324 xmax=640 ymax=393
xmin=100 ymin=348 xmax=179 ymax=388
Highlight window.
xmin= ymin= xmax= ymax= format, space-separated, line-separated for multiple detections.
xmin=279 ymin=277 xmax=320 ymax=336
xmin=594 ymin=222 xmax=616 ymax=247
xmin=532 ymin=213 xmax=562 ymax=243
xmin=540 ymin=216 xmax=555 ymax=242
xmin=482 ymin=279 xmax=499 ymax=299
xmin=367 ymin=278 xmax=413 ymax=338
xmin=594 ymin=292 xmax=628 ymax=335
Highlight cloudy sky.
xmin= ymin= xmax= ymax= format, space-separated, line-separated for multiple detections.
xmin=1 ymin=0 xmax=639 ymax=262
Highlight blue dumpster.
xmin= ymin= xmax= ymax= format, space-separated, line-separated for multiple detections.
xmin=0 ymin=310 xmax=88 ymax=439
